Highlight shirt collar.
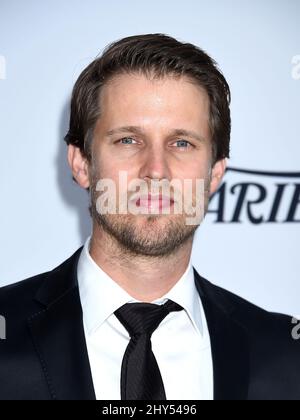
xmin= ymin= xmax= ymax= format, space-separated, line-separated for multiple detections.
xmin=77 ymin=236 xmax=203 ymax=336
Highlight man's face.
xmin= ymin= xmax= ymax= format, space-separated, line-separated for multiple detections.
xmin=86 ymin=73 xmax=225 ymax=257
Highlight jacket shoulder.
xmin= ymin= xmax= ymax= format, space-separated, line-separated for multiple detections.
xmin=0 ymin=247 xmax=82 ymax=316
xmin=0 ymin=272 xmax=49 ymax=314
xmin=202 ymin=277 xmax=293 ymax=325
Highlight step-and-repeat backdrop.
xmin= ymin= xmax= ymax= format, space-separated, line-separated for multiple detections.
xmin=0 ymin=0 xmax=299 ymax=316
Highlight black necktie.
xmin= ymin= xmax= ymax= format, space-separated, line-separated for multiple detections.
xmin=114 ymin=299 xmax=184 ymax=400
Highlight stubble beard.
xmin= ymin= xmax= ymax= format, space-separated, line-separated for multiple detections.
xmin=89 ymin=169 xmax=210 ymax=259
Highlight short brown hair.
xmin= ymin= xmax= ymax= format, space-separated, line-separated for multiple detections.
xmin=64 ymin=33 xmax=231 ymax=163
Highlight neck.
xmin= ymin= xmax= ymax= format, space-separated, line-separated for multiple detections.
xmin=89 ymin=223 xmax=194 ymax=302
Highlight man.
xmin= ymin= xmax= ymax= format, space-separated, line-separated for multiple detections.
xmin=0 ymin=34 xmax=299 ymax=401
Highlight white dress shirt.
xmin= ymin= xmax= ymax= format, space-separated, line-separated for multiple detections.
xmin=77 ymin=236 xmax=213 ymax=400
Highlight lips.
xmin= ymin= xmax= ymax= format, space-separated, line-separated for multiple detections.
xmin=136 ymin=194 xmax=174 ymax=210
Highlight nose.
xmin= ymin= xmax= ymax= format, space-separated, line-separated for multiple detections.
xmin=138 ymin=144 xmax=171 ymax=181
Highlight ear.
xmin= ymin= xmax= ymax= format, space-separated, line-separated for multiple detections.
xmin=209 ymin=158 xmax=227 ymax=196
xmin=67 ymin=145 xmax=90 ymax=189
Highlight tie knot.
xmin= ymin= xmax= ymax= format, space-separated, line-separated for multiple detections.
xmin=114 ymin=299 xmax=183 ymax=337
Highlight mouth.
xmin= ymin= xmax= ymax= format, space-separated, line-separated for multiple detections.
xmin=135 ymin=194 xmax=175 ymax=211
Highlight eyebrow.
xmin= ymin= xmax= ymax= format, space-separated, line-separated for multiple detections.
xmin=105 ymin=126 xmax=206 ymax=143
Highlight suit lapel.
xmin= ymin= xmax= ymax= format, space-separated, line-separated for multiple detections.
xmin=28 ymin=247 xmax=96 ymax=400
xmin=194 ymin=269 xmax=250 ymax=400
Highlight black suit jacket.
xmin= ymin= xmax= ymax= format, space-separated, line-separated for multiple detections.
xmin=0 ymin=247 xmax=300 ymax=400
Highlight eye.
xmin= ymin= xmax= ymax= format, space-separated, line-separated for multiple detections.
xmin=172 ymin=139 xmax=193 ymax=149
xmin=118 ymin=137 xmax=138 ymax=145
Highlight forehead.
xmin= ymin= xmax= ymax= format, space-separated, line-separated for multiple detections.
xmin=98 ymin=72 xmax=210 ymax=128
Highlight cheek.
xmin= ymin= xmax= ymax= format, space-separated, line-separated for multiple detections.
xmin=177 ymin=159 xmax=211 ymax=181
xmin=91 ymin=146 xmax=116 ymax=178
xmin=95 ymin=144 xmax=137 ymax=177
xmin=94 ymin=156 xmax=139 ymax=185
